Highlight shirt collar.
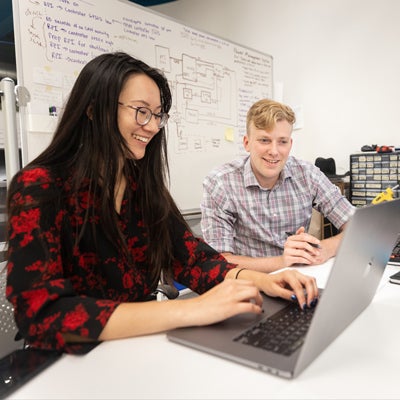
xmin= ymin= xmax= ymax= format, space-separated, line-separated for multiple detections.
xmin=243 ymin=155 xmax=293 ymax=189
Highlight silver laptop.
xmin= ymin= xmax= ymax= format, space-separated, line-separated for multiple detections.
xmin=167 ymin=198 xmax=400 ymax=379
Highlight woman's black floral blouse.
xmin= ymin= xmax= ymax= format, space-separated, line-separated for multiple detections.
xmin=6 ymin=167 xmax=235 ymax=353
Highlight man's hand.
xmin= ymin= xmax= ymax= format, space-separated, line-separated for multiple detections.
xmin=282 ymin=227 xmax=322 ymax=267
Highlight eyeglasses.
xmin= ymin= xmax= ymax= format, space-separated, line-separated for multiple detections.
xmin=118 ymin=102 xmax=169 ymax=129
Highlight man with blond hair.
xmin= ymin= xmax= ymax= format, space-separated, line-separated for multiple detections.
xmin=201 ymin=99 xmax=354 ymax=273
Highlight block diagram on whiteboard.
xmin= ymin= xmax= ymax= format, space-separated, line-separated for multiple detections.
xmin=155 ymin=46 xmax=237 ymax=154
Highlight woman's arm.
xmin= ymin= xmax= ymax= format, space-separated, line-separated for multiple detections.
xmin=97 ymin=267 xmax=318 ymax=341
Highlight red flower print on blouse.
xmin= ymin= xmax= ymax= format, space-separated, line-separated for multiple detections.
xmin=132 ymin=245 xmax=147 ymax=262
xmin=26 ymin=260 xmax=45 ymax=273
xmin=35 ymin=313 xmax=61 ymax=337
xmin=49 ymin=279 xmax=66 ymax=290
xmin=78 ymin=252 xmax=97 ymax=268
xmin=22 ymin=288 xmax=50 ymax=318
xmin=208 ymin=265 xmax=221 ymax=281
xmin=46 ymin=260 xmax=63 ymax=276
xmin=62 ymin=304 xmax=89 ymax=330
xmin=18 ymin=168 xmax=50 ymax=187
xmin=191 ymin=266 xmax=201 ymax=280
xmin=184 ymin=239 xmax=197 ymax=256
xmin=79 ymin=190 xmax=94 ymax=209
xmin=9 ymin=208 xmax=40 ymax=246
xmin=122 ymin=272 xmax=133 ymax=289
xmin=11 ymin=192 xmax=35 ymax=207
xmin=96 ymin=308 xmax=112 ymax=327
xmin=79 ymin=327 xmax=89 ymax=337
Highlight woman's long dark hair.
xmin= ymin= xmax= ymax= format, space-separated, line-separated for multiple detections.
xmin=7 ymin=52 xmax=186 ymax=287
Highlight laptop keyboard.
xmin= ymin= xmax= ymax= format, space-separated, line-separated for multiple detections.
xmin=234 ymin=302 xmax=316 ymax=356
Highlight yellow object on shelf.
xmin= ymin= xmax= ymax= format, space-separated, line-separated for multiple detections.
xmin=372 ymin=185 xmax=399 ymax=204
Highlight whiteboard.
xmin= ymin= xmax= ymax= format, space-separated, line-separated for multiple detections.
xmin=12 ymin=0 xmax=273 ymax=214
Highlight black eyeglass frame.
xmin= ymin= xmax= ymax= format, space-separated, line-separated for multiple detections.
xmin=118 ymin=102 xmax=169 ymax=129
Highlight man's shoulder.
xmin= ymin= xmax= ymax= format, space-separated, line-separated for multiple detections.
xmin=286 ymin=156 xmax=314 ymax=168
xmin=285 ymin=156 xmax=318 ymax=176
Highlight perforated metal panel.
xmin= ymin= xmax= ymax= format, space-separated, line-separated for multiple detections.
xmin=0 ymin=263 xmax=15 ymax=332
xmin=0 ymin=260 xmax=23 ymax=359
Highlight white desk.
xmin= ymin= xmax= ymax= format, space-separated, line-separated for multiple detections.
xmin=7 ymin=261 xmax=400 ymax=400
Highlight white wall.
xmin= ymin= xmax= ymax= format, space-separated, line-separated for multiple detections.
xmin=152 ymin=0 xmax=400 ymax=174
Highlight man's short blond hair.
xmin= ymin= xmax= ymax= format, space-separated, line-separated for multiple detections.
xmin=246 ymin=99 xmax=296 ymax=133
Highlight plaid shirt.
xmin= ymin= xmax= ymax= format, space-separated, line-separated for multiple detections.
xmin=201 ymin=155 xmax=355 ymax=257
